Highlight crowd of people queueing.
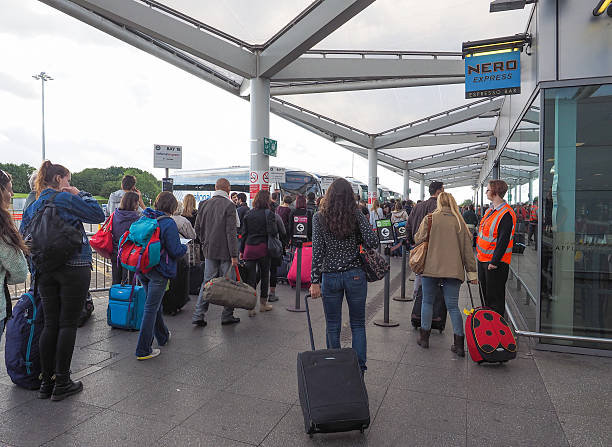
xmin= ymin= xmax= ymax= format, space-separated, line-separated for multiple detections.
xmin=0 ymin=160 xmax=519 ymax=401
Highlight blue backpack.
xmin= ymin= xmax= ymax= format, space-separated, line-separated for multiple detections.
xmin=5 ymin=288 xmax=44 ymax=390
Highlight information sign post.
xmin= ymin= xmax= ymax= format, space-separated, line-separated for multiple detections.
xmin=374 ymin=219 xmax=399 ymax=328
xmin=287 ymin=215 xmax=309 ymax=313
xmin=154 ymin=144 xmax=182 ymax=186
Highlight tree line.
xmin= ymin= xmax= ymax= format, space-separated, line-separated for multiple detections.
xmin=0 ymin=163 xmax=161 ymax=205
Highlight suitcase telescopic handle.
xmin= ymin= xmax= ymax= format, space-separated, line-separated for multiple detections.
xmin=304 ymin=294 xmax=316 ymax=351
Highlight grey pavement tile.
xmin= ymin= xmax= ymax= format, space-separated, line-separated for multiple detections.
xmin=202 ymin=340 xmax=279 ymax=365
xmin=261 ymin=405 xmax=370 ymax=447
xmin=227 ymin=361 xmax=298 ymax=404
xmin=181 ymin=391 xmax=291 ymax=445
xmin=0 ymin=382 xmax=37 ymax=412
xmin=70 ymin=346 xmax=116 ymax=373
xmin=108 ymin=349 xmax=197 ymax=379
xmin=467 ymin=400 xmax=568 ymax=447
xmin=367 ymin=417 xmax=466 ymax=447
xmin=467 ymin=436 xmax=522 ymax=447
xmin=401 ymin=340 xmax=467 ymax=370
xmin=364 ymin=358 xmax=398 ymax=388
xmin=466 ymin=357 xmax=555 ymax=411
xmin=557 ymin=412 xmax=612 ymax=447
xmin=111 ymin=379 xmax=218 ymax=425
xmin=44 ymin=409 xmax=173 ymax=447
xmin=72 ymin=367 xmax=156 ymax=408
xmin=366 ymin=339 xmax=406 ymax=363
xmin=390 ymin=362 xmax=467 ymax=399
xmin=534 ymin=351 xmax=612 ymax=418
xmin=84 ymin=331 xmax=140 ymax=355
xmin=157 ymin=426 xmax=255 ymax=447
xmin=166 ymin=333 xmax=224 ymax=356
xmin=377 ymin=388 xmax=467 ymax=436
xmin=74 ymin=322 xmax=118 ymax=347
xmin=171 ymin=356 xmax=254 ymax=389
xmin=265 ymin=346 xmax=302 ymax=369
xmin=0 ymin=399 xmax=102 ymax=447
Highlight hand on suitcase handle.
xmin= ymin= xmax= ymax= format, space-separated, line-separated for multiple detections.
xmin=309 ymin=284 xmax=321 ymax=299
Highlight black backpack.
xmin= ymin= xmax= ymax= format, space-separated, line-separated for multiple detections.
xmin=25 ymin=192 xmax=83 ymax=273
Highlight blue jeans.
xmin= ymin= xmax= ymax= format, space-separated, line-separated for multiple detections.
xmin=421 ymin=276 xmax=464 ymax=336
xmin=321 ymin=268 xmax=368 ymax=371
xmin=192 ymin=259 xmax=235 ymax=322
xmin=135 ymin=269 xmax=170 ymax=357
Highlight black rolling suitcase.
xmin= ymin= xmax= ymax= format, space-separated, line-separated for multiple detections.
xmin=163 ymin=256 xmax=190 ymax=315
xmin=410 ymin=282 xmax=447 ymax=332
xmin=297 ymin=295 xmax=370 ymax=437
xmin=512 ymin=233 xmax=526 ymax=254
xmin=189 ymin=262 xmax=204 ymax=295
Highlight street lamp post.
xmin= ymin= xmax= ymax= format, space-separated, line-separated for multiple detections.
xmin=32 ymin=72 xmax=53 ymax=161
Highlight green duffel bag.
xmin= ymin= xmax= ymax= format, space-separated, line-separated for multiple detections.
xmin=202 ymin=266 xmax=257 ymax=310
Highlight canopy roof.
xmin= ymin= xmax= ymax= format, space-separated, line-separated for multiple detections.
xmin=39 ymin=0 xmax=533 ymax=188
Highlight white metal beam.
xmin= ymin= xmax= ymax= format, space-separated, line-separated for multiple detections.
xmin=64 ymin=0 xmax=256 ymax=77
xmin=38 ymin=0 xmax=241 ymax=94
xmin=375 ymin=98 xmax=504 ymax=149
xmin=405 ymin=145 xmax=487 ymax=169
xmin=259 ymin=0 xmax=375 ymax=77
xmin=271 ymin=57 xmax=464 ymax=81
xmin=270 ymin=99 xmax=372 ymax=148
xmin=338 ymin=145 xmax=407 ymax=176
xmin=337 ymin=144 xmax=409 ymax=174
xmin=444 ymin=179 xmax=479 ymax=189
xmin=425 ymin=165 xmax=481 ymax=180
xmin=381 ymin=132 xmax=492 ymax=149
xmin=501 ymin=148 xmax=539 ymax=165
xmin=270 ymin=77 xmax=463 ymax=95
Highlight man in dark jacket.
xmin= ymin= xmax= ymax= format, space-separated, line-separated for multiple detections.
xmin=306 ymin=192 xmax=317 ymax=213
xmin=406 ymin=181 xmax=443 ymax=288
xmin=236 ymin=193 xmax=250 ymax=231
xmin=192 ymin=178 xmax=241 ymax=326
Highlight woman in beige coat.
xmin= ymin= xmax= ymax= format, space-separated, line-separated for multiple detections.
xmin=413 ymin=192 xmax=477 ymax=356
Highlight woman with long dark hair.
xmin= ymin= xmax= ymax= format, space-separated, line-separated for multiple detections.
xmin=110 ymin=191 xmax=140 ymax=285
xmin=310 ymin=178 xmax=379 ymax=373
xmin=20 ymin=161 xmax=105 ymax=401
xmin=0 ymin=169 xmax=28 ymax=342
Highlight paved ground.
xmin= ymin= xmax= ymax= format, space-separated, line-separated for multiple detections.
xmin=0 ymin=258 xmax=610 ymax=446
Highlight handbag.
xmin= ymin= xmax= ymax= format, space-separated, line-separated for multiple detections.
xmin=201 ymin=265 xmax=257 ymax=310
xmin=90 ymin=213 xmax=114 ymax=259
xmin=409 ymin=214 xmax=432 ymax=275
xmin=359 ymin=246 xmax=390 ymax=282
xmin=265 ymin=210 xmax=283 ymax=258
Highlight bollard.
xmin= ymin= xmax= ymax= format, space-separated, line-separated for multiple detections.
xmin=393 ymin=245 xmax=412 ymax=302
xmin=374 ymin=245 xmax=399 ymax=327
xmin=287 ymin=243 xmax=306 ymax=313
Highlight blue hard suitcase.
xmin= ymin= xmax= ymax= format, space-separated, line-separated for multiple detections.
xmin=107 ymin=283 xmax=146 ymax=330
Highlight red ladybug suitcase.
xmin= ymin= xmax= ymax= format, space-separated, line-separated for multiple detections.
xmin=465 ymin=284 xmax=517 ymax=364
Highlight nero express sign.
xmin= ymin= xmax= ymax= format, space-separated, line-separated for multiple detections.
xmin=465 ymin=51 xmax=520 ymax=99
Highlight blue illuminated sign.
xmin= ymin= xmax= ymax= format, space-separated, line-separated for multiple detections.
xmin=465 ymin=51 xmax=521 ymax=99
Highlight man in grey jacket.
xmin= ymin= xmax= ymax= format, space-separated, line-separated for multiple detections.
xmin=106 ymin=175 xmax=145 ymax=216
xmin=192 ymin=178 xmax=241 ymax=326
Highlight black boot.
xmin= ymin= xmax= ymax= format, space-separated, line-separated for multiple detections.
xmin=417 ymin=328 xmax=431 ymax=349
xmin=51 ymin=372 xmax=83 ymax=402
xmin=37 ymin=373 xmax=55 ymax=399
xmin=451 ymin=335 xmax=465 ymax=357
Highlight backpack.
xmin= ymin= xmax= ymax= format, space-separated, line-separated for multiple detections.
xmin=118 ymin=215 xmax=169 ymax=274
xmin=5 ymin=287 xmax=44 ymax=390
xmin=25 ymin=192 xmax=83 ymax=273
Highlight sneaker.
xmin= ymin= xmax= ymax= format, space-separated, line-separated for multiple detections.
xmin=192 ymin=319 xmax=207 ymax=327
xmin=137 ymin=349 xmax=161 ymax=361
xmin=221 ymin=316 xmax=240 ymax=325
xmin=268 ymin=294 xmax=279 ymax=302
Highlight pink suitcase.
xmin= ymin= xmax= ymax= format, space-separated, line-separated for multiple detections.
xmin=288 ymin=244 xmax=312 ymax=289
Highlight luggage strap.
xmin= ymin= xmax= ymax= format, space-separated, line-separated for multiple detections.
xmin=304 ymin=294 xmax=316 ymax=351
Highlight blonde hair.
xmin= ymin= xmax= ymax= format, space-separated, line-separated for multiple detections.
xmin=182 ymin=194 xmax=196 ymax=217
xmin=435 ymin=192 xmax=465 ymax=233
xmin=371 ymin=199 xmax=380 ymax=211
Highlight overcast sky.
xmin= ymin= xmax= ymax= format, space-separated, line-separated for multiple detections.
xmin=0 ymin=0 xmax=531 ymax=202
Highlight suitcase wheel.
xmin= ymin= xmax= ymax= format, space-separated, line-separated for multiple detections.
xmin=439 ymin=329 xmax=443 ymax=334
xmin=360 ymin=427 xmax=365 ymax=434
xmin=477 ymin=360 xmax=484 ymax=365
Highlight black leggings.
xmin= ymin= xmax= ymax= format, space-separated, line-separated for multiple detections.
xmin=38 ymin=266 xmax=91 ymax=375
xmin=477 ymin=261 xmax=509 ymax=317
xmin=245 ymin=256 xmax=271 ymax=300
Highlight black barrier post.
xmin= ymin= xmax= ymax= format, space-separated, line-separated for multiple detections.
xmin=393 ymin=245 xmax=412 ymax=302
xmin=374 ymin=245 xmax=399 ymax=327
xmin=287 ymin=241 xmax=306 ymax=313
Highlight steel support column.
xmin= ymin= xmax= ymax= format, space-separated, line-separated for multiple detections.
xmin=250 ymin=77 xmax=270 ymax=194
xmin=403 ymin=169 xmax=410 ymax=200
xmin=368 ymin=147 xmax=377 ymax=206
xmin=420 ymin=178 xmax=425 ymax=201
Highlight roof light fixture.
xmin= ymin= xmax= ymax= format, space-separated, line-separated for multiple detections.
xmin=594 ymin=0 xmax=612 ymax=15
xmin=489 ymin=0 xmax=536 ymax=13
xmin=462 ymin=34 xmax=531 ymax=58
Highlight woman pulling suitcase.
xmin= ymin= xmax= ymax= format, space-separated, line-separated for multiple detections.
xmin=413 ymin=192 xmax=478 ymax=356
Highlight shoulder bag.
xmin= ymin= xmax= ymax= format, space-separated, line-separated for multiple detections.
xmin=265 ymin=210 xmax=283 ymax=258
xmin=90 ymin=213 xmax=114 ymax=259
xmin=409 ymin=214 xmax=432 ymax=275
xmin=201 ymin=265 xmax=257 ymax=310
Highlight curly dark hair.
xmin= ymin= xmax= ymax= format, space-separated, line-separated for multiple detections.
xmin=319 ymin=178 xmax=357 ymax=239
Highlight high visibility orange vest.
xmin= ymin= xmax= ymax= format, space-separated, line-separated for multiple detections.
xmin=477 ymin=203 xmax=517 ymax=264
xmin=530 ymin=205 xmax=538 ymax=222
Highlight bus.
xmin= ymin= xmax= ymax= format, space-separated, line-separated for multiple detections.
xmin=171 ymin=166 xmax=322 ymax=204
xmin=345 ymin=177 xmax=368 ymax=202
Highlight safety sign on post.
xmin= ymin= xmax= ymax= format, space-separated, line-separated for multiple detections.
xmin=263 ymin=137 xmax=277 ymax=157
xmin=368 ymin=191 xmax=378 ymax=205
xmin=153 ymin=144 xmax=182 ymax=169
xmin=268 ymin=167 xmax=286 ymax=184
xmin=393 ymin=220 xmax=407 ymax=240
xmin=376 ymin=219 xmax=394 ymax=244
xmin=293 ymin=215 xmax=308 ymax=239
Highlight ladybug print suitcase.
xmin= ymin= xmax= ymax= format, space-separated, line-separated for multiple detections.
xmin=465 ymin=284 xmax=517 ymax=364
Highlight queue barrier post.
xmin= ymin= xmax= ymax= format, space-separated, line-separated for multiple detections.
xmin=393 ymin=244 xmax=412 ymax=302
xmin=374 ymin=244 xmax=399 ymax=327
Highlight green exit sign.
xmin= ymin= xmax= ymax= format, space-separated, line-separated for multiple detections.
xmin=263 ymin=137 xmax=277 ymax=157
